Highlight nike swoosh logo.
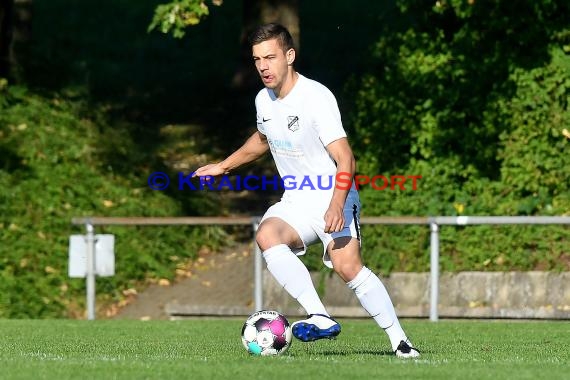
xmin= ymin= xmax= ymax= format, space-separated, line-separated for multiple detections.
xmin=263 ymin=117 xmax=271 ymax=122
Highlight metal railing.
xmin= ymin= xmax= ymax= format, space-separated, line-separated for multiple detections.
xmin=71 ymin=216 xmax=570 ymax=321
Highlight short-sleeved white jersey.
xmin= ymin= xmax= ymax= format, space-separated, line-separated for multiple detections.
xmin=256 ymin=74 xmax=352 ymax=198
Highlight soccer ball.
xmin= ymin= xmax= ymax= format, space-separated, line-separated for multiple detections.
xmin=241 ymin=310 xmax=292 ymax=356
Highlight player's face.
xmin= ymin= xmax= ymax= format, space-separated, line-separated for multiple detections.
xmin=252 ymin=38 xmax=294 ymax=91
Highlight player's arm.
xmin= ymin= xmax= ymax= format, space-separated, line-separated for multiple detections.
xmin=324 ymin=137 xmax=356 ymax=233
xmin=193 ymin=131 xmax=269 ymax=177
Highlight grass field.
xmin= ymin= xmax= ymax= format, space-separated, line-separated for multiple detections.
xmin=1 ymin=319 xmax=568 ymax=379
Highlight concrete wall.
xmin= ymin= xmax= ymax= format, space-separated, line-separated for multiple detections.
xmin=262 ymin=271 xmax=570 ymax=319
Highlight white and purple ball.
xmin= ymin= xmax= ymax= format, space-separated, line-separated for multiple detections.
xmin=241 ymin=310 xmax=292 ymax=356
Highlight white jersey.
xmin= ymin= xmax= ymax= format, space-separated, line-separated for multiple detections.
xmin=255 ymin=74 xmax=353 ymax=199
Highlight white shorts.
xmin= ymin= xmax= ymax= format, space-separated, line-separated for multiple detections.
xmin=259 ymin=190 xmax=362 ymax=268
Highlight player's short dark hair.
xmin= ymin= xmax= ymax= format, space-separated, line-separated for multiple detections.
xmin=248 ymin=23 xmax=295 ymax=52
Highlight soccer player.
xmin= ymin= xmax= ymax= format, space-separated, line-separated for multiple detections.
xmin=193 ymin=23 xmax=420 ymax=358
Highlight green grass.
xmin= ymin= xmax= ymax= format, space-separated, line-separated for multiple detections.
xmin=1 ymin=319 xmax=568 ymax=379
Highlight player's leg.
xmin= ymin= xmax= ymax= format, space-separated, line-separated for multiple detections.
xmin=256 ymin=216 xmax=329 ymax=318
xmin=258 ymin=202 xmax=342 ymax=342
xmin=327 ymin=237 xmax=420 ymax=358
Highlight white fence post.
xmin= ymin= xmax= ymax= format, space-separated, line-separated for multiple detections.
xmin=430 ymin=222 xmax=440 ymax=322
xmin=85 ymin=222 xmax=96 ymax=320
xmin=253 ymin=221 xmax=263 ymax=312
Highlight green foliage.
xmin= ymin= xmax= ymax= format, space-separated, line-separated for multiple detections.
xmin=148 ymin=0 xmax=223 ymax=38
xmin=0 ymin=84 xmax=227 ymax=318
xmin=348 ymin=0 xmax=570 ymax=273
xmin=1 ymin=0 xmax=251 ymax=319
xmin=498 ymin=48 xmax=570 ymax=214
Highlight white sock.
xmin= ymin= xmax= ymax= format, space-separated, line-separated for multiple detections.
xmin=347 ymin=266 xmax=407 ymax=351
xmin=262 ymin=244 xmax=328 ymax=316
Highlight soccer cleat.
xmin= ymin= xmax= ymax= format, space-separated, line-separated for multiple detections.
xmin=291 ymin=314 xmax=341 ymax=342
xmin=395 ymin=340 xmax=421 ymax=358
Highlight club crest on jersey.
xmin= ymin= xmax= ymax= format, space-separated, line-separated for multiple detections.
xmin=287 ymin=116 xmax=300 ymax=132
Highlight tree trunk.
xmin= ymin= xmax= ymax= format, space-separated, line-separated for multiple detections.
xmin=257 ymin=0 xmax=299 ymax=50
xmin=232 ymin=0 xmax=299 ymax=89
xmin=13 ymin=0 xmax=31 ymax=42
xmin=0 ymin=0 xmax=32 ymax=80
xmin=0 ymin=0 xmax=14 ymax=78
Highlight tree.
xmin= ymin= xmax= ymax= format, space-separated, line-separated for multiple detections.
xmin=149 ymin=0 xmax=299 ymax=87
xmin=0 ymin=0 xmax=32 ymax=81
xmin=234 ymin=0 xmax=299 ymax=87
xmin=149 ymin=0 xmax=298 ymax=41
xmin=148 ymin=0 xmax=224 ymax=39
xmin=0 ymin=0 xmax=14 ymax=78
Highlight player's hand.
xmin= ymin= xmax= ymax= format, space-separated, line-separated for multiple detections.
xmin=192 ymin=163 xmax=227 ymax=178
xmin=324 ymin=203 xmax=345 ymax=233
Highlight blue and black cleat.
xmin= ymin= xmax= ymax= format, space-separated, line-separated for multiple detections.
xmin=291 ymin=314 xmax=341 ymax=342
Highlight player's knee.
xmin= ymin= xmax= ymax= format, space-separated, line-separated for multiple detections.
xmin=255 ymin=224 xmax=276 ymax=251
xmin=334 ymin=262 xmax=363 ymax=282
xmin=256 ymin=219 xmax=301 ymax=251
